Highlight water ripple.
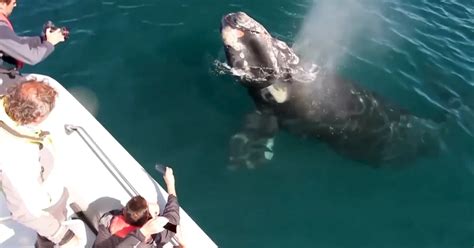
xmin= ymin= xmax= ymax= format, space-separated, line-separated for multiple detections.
xmin=117 ymin=4 xmax=155 ymax=10
xmin=379 ymin=39 xmax=418 ymax=70
xmin=389 ymin=27 xmax=420 ymax=48
xmin=399 ymin=70 xmax=421 ymax=85
xmin=71 ymin=29 xmax=96 ymax=36
xmin=278 ymin=7 xmax=305 ymax=19
xmin=140 ymin=20 xmax=185 ymax=27
xmin=393 ymin=6 xmax=429 ymax=24
xmin=59 ymin=13 xmax=99 ymax=24
xmin=360 ymin=0 xmax=474 ymax=138
xmin=413 ymin=87 xmax=450 ymax=113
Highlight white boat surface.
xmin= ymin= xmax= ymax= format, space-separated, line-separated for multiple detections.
xmin=0 ymin=74 xmax=217 ymax=248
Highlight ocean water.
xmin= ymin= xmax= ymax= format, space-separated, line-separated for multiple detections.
xmin=14 ymin=0 xmax=474 ymax=247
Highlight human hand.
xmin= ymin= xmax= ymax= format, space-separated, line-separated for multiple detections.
xmin=175 ymin=225 xmax=187 ymax=248
xmin=58 ymin=234 xmax=81 ymax=248
xmin=46 ymin=28 xmax=65 ymax=45
xmin=163 ymin=167 xmax=175 ymax=187
xmin=140 ymin=216 xmax=169 ymax=238
xmin=148 ymin=202 xmax=160 ymax=217
xmin=59 ymin=219 xmax=87 ymax=248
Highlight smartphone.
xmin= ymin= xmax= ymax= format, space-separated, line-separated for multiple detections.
xmin=155 ymin=163 xmax=166 ymax=174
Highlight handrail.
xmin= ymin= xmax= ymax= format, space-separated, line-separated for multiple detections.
xmin=64 ymin=124 xmax=179 ymax=246
xmin=0 ymin=216 xmax=12 ymax=222
xmin=64 ymin=124 xmax=139 ymax=197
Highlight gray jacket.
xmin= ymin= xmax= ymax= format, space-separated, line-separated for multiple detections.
xmin=93 ymin=195 xmax=180 ymax=248
xmin=0 ymin=20 xmax=54 ymax=69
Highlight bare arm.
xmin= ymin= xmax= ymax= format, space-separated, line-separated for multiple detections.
xmin=155 ymin=167 xmax=180 ymax=245
xmin=164 ymin=167 xmax=177 ymax=197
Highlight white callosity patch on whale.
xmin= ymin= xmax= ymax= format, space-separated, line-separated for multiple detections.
xmin=222 ymin=12 xmax=321 ymax=84
xmin=232 ymin=12 xmax=280 ymax=74
xmin=241 ymin=16 xmax=281 ymax=76
xmin=268 ymin=37 xmax=324 ymax=84
xmin=239 ymin=52 xmax=249 ymax=69
xmin=221 ymin=26 xmax=244 ymax=51
xmin=274 ymin=39 xmax=300 ymax=66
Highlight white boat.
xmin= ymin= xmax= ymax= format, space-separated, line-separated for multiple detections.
xmin=0 ymin=74 xmax=217 ymax=248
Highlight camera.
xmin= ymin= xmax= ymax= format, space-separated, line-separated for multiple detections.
xmin=42 ymin=21 xmax=70 ymax=40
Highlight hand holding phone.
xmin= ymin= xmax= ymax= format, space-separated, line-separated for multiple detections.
xmin=155 ymin=164 xmax=166 ymax=174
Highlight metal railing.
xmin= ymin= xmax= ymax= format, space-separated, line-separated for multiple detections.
xmin=64 ymin=124 xmax=179 ymax=246
xmin=64 ymin=124 xmax=139 ymax=197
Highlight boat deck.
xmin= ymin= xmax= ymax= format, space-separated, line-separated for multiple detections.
xmin=0 ymin=74 xmax=217 ymax=247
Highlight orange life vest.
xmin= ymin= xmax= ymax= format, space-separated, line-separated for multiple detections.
xmin=109 ymin=215 xmax=140 ymax=238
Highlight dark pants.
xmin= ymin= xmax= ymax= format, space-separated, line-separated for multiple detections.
xmin=35 ymin=188 xmax=69 ymax=248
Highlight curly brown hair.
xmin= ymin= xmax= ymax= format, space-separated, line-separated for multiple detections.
xmin=4 ymin=79 xmax=58 ymax=125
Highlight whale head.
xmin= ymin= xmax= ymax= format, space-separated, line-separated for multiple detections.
xmin=220 ymin=12 xmax=300 ymax=87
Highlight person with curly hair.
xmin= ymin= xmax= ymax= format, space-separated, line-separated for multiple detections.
xmin=0 ymin=79 xmax=83 ymax=247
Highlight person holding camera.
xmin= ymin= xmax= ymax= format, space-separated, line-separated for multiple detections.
xmin=0 ymin=0 xmax=66 ymax=83
xmin=93 ymin=167 xmax=181 ymax=248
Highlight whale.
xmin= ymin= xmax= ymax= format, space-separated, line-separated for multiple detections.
xmin=220 ymin=12 xmax=442 ymax=168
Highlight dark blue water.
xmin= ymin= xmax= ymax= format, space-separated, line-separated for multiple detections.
xmin=14 ymin=0 xmax=474 ymax=247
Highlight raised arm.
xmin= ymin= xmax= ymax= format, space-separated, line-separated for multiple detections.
xmin=0 ymin=21 xmax=63 ymax=65
xmin=155 ymin=167 xmax=180 ymax=245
